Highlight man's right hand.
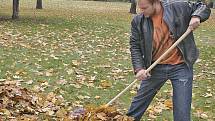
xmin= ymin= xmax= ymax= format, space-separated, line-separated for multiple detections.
xmin=135 ymin=69 xmax=150 ymax=81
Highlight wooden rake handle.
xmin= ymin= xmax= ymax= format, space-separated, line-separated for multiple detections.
xmin=105 ymin=28 xmax=192 ymax=107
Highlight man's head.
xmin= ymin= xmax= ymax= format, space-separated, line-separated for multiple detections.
xmin=137 ymin=0 xmax=160 ymax=17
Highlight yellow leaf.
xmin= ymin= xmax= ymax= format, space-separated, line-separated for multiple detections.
xmin=72 ymin=60 xmax=80 ymax=66
xmin=130 ymin=90 xmax=136 ymax=94
xmin=200 ymin=113 xmax=208 ymax=119
xmin=25 ymin=80 xmax=33 ymax=85
xmin=95 ymin=96 xmax=100 ymax=99
xmin=77 ymin=95 xmax=85 ymax=100
xmin=0 ymin=109 xmax=11 ymax=116
xmin=164 ymin=99 xmax=173 ymax=109
xmin=204 ymin=93 xmax=212 ymax=98
xmin=100 ymin=80 xmax=112 ymax=88
xmin=46 ymin=92 xmax=56 ymax=101
xmin=67 ymin=69 xmax=74 ymax=75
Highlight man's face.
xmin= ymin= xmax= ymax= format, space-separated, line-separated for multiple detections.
xmin=138 ymin=0 xmax=156 ymax=17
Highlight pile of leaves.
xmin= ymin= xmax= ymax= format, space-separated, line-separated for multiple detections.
xmin=0 ymin=82 xmax=69 ymax=120
xmin=0 ymin=82 xmax=134 ymax=120
xmin=70 ymin=106 xmax=134 ymax=121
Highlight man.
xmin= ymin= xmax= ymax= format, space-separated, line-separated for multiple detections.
xmin=129 ymin=0 xmax=137 ymax=14
xmin=127 ymin=0 xmax=211 ymax=121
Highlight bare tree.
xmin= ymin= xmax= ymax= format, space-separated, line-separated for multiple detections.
xmin=12 ymin=0 xmax=19 ymax=19
xmin=36 ymin=0 xmax=43 ymax=9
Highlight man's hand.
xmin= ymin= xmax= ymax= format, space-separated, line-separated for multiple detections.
xmin=189 ymin=16 xmax=200 ymax=30
xmin=135 ymin=69 xmax=150 ymax=81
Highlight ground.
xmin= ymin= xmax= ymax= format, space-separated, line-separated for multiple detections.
xmin=0 ymin=0 xmax=215 ymax=120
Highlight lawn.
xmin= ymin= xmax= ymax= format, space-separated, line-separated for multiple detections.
xmin=0 ymin=0 xmax=215 ymax=120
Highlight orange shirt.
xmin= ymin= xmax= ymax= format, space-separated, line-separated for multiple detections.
xmin=151 ymin=8 xmax=183 ymax=64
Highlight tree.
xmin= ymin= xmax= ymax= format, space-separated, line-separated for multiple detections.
xmin=12 ymin=0 xmax=19 ymax=19
xmin=129 ymin=0 xmax=137 ymax=14
xmin=36 ymin=0 xmax=43 ymax=9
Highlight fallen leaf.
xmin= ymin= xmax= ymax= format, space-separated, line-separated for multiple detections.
xmin=67 ymin=69 xmax=74 ymax=75
xmin=200 ymin=113 xmax=208 ymax=119
xmin=57 ymin=79 xmax=67 ymax=85
xmin=164 ymin=99 xmax=173 ymax=109
xmin=25 ymin=80 xmax=33 ymax=85
xmin=72 ymin=60 xmax=80 ymax=67
xmin=204 ymin=93 xmax=212 ymax=98
xmin=100 ymin=80 xmax=112 ymax=88
xmin=96 ymin=112 xmax=107 ymax=120
xmin=56 ymin=108 xmax=67 ymax=118
xmin=95 ymin=96 xmax=100 ymax=99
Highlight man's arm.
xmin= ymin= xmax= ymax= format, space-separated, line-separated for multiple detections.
xmin=130 ymin=18 xmax=145 ymax=74
xmin=189 ymin=1 xmax=211 ymax=23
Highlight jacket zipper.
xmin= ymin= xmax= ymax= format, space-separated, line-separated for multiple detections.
xmin=149 ymin=19 xmax=153 ymax=66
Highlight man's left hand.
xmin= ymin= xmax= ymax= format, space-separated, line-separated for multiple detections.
xmin=189 ymin=16 xmax=201 ymax=30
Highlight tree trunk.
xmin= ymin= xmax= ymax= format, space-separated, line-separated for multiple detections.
xmin=36 ymin=0 xmax=43 ymax=9
xmin=12 ymin=0 xmax=19 ymax=19
xmin=129 ymin=0 xmax=137 ymax=14
xmin=207 ymin=2 xmax=213 ymax=8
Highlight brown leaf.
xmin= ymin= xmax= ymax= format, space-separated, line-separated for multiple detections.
xmin=96 ymin=112 xmax=107 ymax=120
xmin=56 ymin=108 xmax=67 ymax=118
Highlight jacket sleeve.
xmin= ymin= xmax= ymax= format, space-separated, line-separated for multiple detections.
xmin=130 ymin=17 xmax=145 ymax=74
xmin=189 ymin=1 xmax=211 ymax=22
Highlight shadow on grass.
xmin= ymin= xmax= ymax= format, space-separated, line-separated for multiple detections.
xmin=0 ymin=15 xmax=13 ymax=21
xmin=0 ymin=15 xmax=67 ymax=25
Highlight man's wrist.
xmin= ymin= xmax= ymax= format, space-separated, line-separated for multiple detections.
xmin=135 ymin=68 xmax=144 ymax=73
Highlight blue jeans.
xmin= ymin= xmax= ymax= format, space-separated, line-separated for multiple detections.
xmin=127 ymin=63 xmax=193 ymax=121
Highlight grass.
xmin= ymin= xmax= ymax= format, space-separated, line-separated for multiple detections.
xmin=0 ymin=0 xmax=215 ymax=120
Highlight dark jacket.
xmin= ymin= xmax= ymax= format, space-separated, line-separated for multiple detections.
xmin=130 ymin=0 xmax=211 ymax=73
